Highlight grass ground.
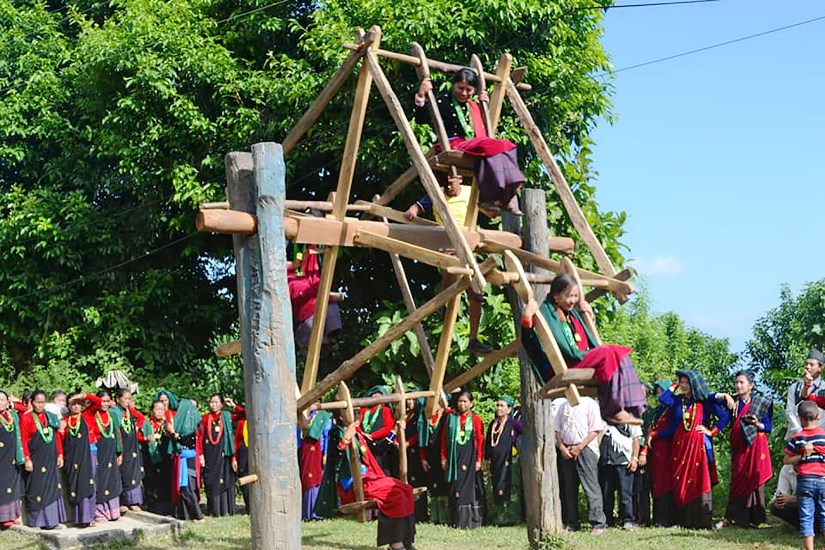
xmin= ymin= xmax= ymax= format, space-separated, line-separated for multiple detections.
xmin=0 ymin=515 xmax=806 ymax=550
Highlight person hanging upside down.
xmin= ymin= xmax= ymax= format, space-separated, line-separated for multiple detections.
xmin=414 ymin=68 xmax=525 ymax=217
xmin=520 ymin=272 xmax=647 ymax=424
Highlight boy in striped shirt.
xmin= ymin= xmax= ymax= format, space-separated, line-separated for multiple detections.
xmin=785 ymin=400 xmax=825 ymax=550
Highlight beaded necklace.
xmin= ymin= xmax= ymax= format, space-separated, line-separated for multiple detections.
xmin=451 ymin=97 xmax=475 ymax=139
xmin=490 ymin=418 xmax=506 ymax=448
xmin=32 ymin=411 xmax=53 ymax=444
xmin=206 ymin=413 xmax=224 ymax=446
xmin=150 ymin=419 xmax=164 ymax=441
xmin=0 ymin=410 xmax=13 ymax=433
xmin=681 ymin=400 xmax=698 ymax=432
xmin=67 ymin=414 xmax=82 ymax=438
xmin=455 ymin=413 xmax=473 ymax=445
xmin=120 ymin=408 xmax=132 ymax=434
xmin=96 ymin=411 xmax=115 ymax=439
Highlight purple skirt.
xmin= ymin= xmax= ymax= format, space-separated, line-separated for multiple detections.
xmin=121 ymin=486 xmax=143 ymax=507
xmin=0 ymin=500 xmax=21 ymax=523
xmin=295 ymin=303 xmax=342 ymax=349
xmin=302 ymin=486 xmax=321 ymax=521
xmin=95 ymin=496 xmax=121 ymax=521
xmin=73 ymin=494 xmax=96 ymax=525
xmin=475 ymin=148 xmax=525 ymax=204
xmin=597 ymin=355 xmax=647 ymax=419
xmin=27 ymin=497 xmax=66 ymax=528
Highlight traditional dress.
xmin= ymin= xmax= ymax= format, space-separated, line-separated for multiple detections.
xmin=81 ymin=394 xmax=122 ymax=521
xmin=356 ymin=386 xmax=395 ymax=475
xmin=0 ymin=408 xmax=24 ymax=528
xmin=657 ymin=371 xmax=730 ymax=529
xmin=288 ymin=245 xmax=342 ymax=349
xmin=138 ymin=416 xmax=173 ymax=515
xmin=61 ymin=413 xmax=95 ymax=525
xmin=316 ymin=428 xmax=416 ymax=547
xmin=485 ymin=414 xmax=523 ymax=526
xmin=169 ymin=398 xmax=203 ymax=521
xmin=300 ymin=410 xmax=332 ymax=520
xmin=423 ymin=409 xmax=450 ymax=524
xmin=109 ymin=404 xmax=145 ymax=508
xmin=403 ymin=395 xmax=429 ymax=523
xmin=523 ymin=301 xmax=646 ymax=420
xmin=441 ymin=409 xmax=485 ymax=529
xmin=20 ymin=410 xmax=66 ymax=528
xmin=723 ymin=394 xmax=773 ymax=527
xmin=230 ymin=404 xmax=249 ymax=513
xmin=415 ymin=92 xmax=524 ymax=209
xmin=198 ymin=409 xmax=236 ymax=516
xmin=647 ymin=404 xmax=675 ymax=526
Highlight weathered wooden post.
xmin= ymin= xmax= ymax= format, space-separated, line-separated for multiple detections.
xmin=227 ymin=143 xmax=301 ymax=549
xmin=503 ymin=188 xmax=563 ymax=544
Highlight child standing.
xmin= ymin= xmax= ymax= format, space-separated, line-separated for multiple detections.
xmin=784 ymin=400 xmax=825 ymax=550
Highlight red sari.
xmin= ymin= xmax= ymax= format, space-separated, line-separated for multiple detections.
xmin=671 ymin=401 xmax=711 ymax=506
xmin=729 ymin=402 xmax=772 ymax=500
xmin=650 ymin=410 xmax=673 ymax=499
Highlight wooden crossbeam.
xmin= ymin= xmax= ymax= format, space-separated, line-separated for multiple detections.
xmin=374 ymin=149 xmax=437 ymax=207
xmin=356 ymin=200 xmax=439 ymax=227
xmin=443 ymin=340 xmax=521 ymax=393
xmin=297 ymin=257 xmax=497 ymax=410
xmin=342 ymin=43 xmax=532 ymax=91
xmin=586 ymin=267 xmax=635 ymax=304
xmin=505 ymin=80 xmax=617 ymax=278
xmin=354 ymin=230 xmax=469 ymax=273
xmin=364 ymin=46 xmax=487 ymax=295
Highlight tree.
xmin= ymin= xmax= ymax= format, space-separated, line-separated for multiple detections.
xmin=0 ymin=0 xmax=623 ymax=400
xmin=745 ymin=279 xmax=825 ymax=398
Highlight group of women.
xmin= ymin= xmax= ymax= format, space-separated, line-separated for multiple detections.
xmin=299 ymin=386 xmax=524 ymax=532
xmin=0 ymin=387 xmax=249 ymax=530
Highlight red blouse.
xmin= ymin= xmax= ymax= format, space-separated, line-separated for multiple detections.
xmin=19 ymin=410 xmax=64 ymax=460
xmin=440 ymin=410 xmax=484 ymax=463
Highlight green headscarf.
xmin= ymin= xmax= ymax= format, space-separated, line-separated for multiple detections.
xmin=405 ymin=386 xmax=430 ymax=448
xmin=497 ymin=396 xmax=515 ymax=408
xmin=362 ymin=385 xmax=387 ymax=398
xmin=655 ymin=380 xmax=671 ymax=393
xmin=153 ymin=389 xmax=179 ymax=410
xmin=167 ymin=398 xmax=200 ymax=455
xmin=306 ymin=410 xmax=332 ymax=441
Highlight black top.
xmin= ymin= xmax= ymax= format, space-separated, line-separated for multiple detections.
xmin=414 ymin=92 xmax=475 ymax=140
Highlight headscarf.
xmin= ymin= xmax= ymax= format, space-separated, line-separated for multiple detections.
xmin=405 ymin=386 xmax=429 ymax=448
xmin=655 ymin=380 xmax=671 ymax=393
xmin=362 ymin=385 xmax=387 ymax=398
xmin=497 ymin=396 xmax=515 ymax=408
xmin=153 ymin=389 xmax=179 ymax=410
xmin=675 ymin=369 xmax=711 ymax=402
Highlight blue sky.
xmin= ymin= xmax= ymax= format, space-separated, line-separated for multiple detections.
xmin=590 ymin=0 xmax=825 ymax=354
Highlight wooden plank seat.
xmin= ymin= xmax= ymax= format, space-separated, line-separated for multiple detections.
xmin=430 ymin=150 xmax=476 ymax=177
xmin=339 ymin=487 xmax=428 ymax=516
xmin=537 ymin=368 xmax=598 ymax=399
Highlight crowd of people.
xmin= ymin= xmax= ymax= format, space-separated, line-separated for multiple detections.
xmin=0 ymin=387 xmax=248 ymax=531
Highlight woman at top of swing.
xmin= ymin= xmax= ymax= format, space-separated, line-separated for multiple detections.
xmin=414 ymin=67 xmax=525 ymax=217
xmin=520 ymin=272 xmax=647 ymax=425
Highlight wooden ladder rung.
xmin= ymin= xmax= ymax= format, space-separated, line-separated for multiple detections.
xmin=544 ymin=368 xmax=598 ymax=389
xmin=539 ymin=385 xmax=598 ymax=400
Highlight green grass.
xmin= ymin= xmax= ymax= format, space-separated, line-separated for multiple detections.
xmin=0 ymin=515 xmax=806 ymax=549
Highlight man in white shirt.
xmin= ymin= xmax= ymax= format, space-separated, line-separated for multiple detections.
xmin=786 ymin=349 xmax=825 ymax=440
xmin=554 ymin=396 xmax=607 ymax=535
xmin=769 ymin=463 xmax=798 ymax=527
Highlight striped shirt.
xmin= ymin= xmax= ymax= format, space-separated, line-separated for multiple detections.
xmin=785 ymin=426 xmax=825 ymax=477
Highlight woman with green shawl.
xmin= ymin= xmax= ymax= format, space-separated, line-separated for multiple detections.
xmin=0 ymin=390 xmax=24 ymax=528
xmin=300 ymin=408 xmax=333 ymax=520
xmin=153 ymin=389 xmax=204 ymax=521
xmin=138 ymin=399 xmax=173 ymax=515
xmin=440 ymin=391 xmax=485 ymax=529
xmin=356 ymin=385 xmax=395 ymax=475
xmin=403 ymin=389 xmax=430 ymax=522
xmin=485 ymin=396 xmax=523 ymax=526
xmin=198 ymin=394 xmax=236 ymax=516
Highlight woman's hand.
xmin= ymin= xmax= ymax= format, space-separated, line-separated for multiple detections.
xmin=475 ymin=460 xmax=481 ymax=472
xmin=421 ymin=459 xmax=430 ymax=472
xmin=716 ymin=392 xmax=735 ymax=410
xmin=24 ymin=459 xmax=33 ymax=473
xmin=199 ymin=455 xmax=206 ymax=468
xmin=57 ymin=456 xmax=64 ymax=469
xmin=343 ymin=421 xmax=358 ymax=442
xmin=404 ymin=204 xmax=421 ymax=221
xmin=521 ymin=299 xmax=540 ymax=328
xmin=696 ymin=425 xmax=712 ymax=436
xmin=224 ymin=397 xmax=236 ymax=409
xmin=117 ymin=454 xmax=123 ymax=467
xmin=441 ymin=458 xmax=447 ymax=471
xmin=478 ymin=91 xmax=489 ymax=103
xmin=638 ymin=453 xmax=647 ymax=468
xmin=231 ymin=457 xmax=238 ymax=473
xmin=417 ymin=78 xmax=432 ymax=98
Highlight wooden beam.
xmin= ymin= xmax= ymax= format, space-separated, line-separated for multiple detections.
xmin=197 ymin=209 xmax=257 ymax=234
xmin=586 ymin=267 xmax=635 ymax=304
xmin=301 ymin=27 xmax=382 ymax=395
xmin=470 ymin=54 xmax=493 ymax=137
xmin=337 ymin=381 xmax=367 ymax=522
xmin=354 ymin=230 xmax=468 ymax=272
xmin=365 ymin=48 xmax=487 ymax=294
xmin=215 ymin=340 xmax=242 ymax=358
xmin=297 ymin=258 xmax=497 ymax=410
xmin=308 ymin=390 xmax=435 ymax=412
xmin=443 ymin=340 xmax=521 ymax=393
xmin=357 ymin=200 xmax=439 ymax=227
xmin=505 ymin=81 xmax=617 ymax=277
xmin=482 ymin=232 xmax=573 ymax=255
xmin=426 ymin=292 xmax=461 ymax=417
xmin=395 ymin=377 xmax=408 ymax=484
xmin=282 ymin=42 xmax=370 ymax=156
xmin=227 ymin=145 xmax=301 ymax=549
xmin=487 ymin=53 xmax=512 ymax=135
xmin=342 ymin=43 xmax=532 ymax=90
xmin=541 ymin=368 xmax=598 ymax=389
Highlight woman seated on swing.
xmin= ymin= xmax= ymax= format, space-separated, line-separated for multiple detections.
xmin=414 ymin=68 xmax=524 ymax=217
xmin=521 ymin=272 xmax=646 ymax=424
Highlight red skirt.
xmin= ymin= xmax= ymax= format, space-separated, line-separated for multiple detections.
xmin=729 ymin=420 xmax=773 ymax=500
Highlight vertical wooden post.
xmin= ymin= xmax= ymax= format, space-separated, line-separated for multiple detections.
xmin=228 ymin=144 xmax=301 ymax=550
xmin=503 ymin=189 xmax=563 ymax=543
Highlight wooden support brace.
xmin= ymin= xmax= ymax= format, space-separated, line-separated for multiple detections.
xmin=215 ymin=340 xmax=242 ymax=358
xmin=374 ymin=149 xmax=437 ymax=207
xmin=586 ymin=267 xmax=635 ymax=304
xmin=443 ymin=340 xmax=521 ymax=393
xmin=238 ymin=474 xmax=259 ymax=486
xmin=308 ymin=390 xmax=436 ymax=412
xmin=470 ymin=54 xmax=493 ymax=133
xmin=505 ymin=80 xmax=617 ymax=278
xmin=412 ymin=42 xmax=457 ymax=180
xmin=395 ymin=376 xmax=408 ymax=484
xmin=353 ymin=230 xmax=468 ymax=272
xmin=342 ymin=43 xmax=532 ymax=90
xmin=297 ymin=257 xmax=497 ymax=410
xmin=337 ymin=381 xmax=367 ymax=523
xmin=364 ymin=48 xmax=487 ymax=294
xmin=357 ymin=200 xmax=439 ymax=227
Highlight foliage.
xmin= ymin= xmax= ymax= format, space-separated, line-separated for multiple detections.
xmin=745 ymin=279 xmax=825 ymax=398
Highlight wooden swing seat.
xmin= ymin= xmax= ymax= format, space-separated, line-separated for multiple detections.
xmin=338 ymin=486 xmax=428 ymax=516
xmin=537 ymin=369 xmax=598 ymax=399
xmin=430 ymin=150 xmax=476 ymax=176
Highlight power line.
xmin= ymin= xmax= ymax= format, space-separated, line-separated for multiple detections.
xmin=605 ymin=13 xmax=825 ymax=75
xmin=577 ymin=0 xmax=720 ymax=10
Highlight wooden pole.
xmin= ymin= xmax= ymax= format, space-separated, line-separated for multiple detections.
xmin=297 ymin=257 xmax=496 ymax=410
xmin=488 ymin=54 xmax=513 ymax=133
xmin=502 ymin=189 xmax=563 ymax=543
xmin=505 ymin=81 xmax=617 ymax=278
xmin=364 ymin=48 xmax=487 ymax=294
xmin=338 ymin=381 xmax=367 ymax=523
xmin=301 ymin=27 xmax=382 ymax=394
xmin=426 ymin=293 xmax=461 ymax=417
xmin=395 ymin=377 xmax=409 ymax=484
xmin=227 ymin=145 xmax=301 ymax=550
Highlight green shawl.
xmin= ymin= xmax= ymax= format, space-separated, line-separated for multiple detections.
xmin=7 ymin=409 xmax=25 ymax=465
xmin=306 ymin=411 xmax=332 ymax=441
xmin=741 ymin=394 xmax=773 ymax=446
xmin=313 ymin=425 xmax=346 ymax=519
xmin=675 ymin=369 xmax=711 ymax=402
xmin=539 ymin=299 xmax=598 ymax=364
xmin=153 ymin=389 xmax=179 ymax=411
xmin=108 ymin=404 xmax=130 ymax=454
xmin=444 ymin=411 xmax=475 ymax=483
xmin=140 ymin=418 xmax=164 ymax=466
xmin=168 ymin=398 xmax=200 ymax=455
xmin=205 ymin=410 xmax=235 ymax=457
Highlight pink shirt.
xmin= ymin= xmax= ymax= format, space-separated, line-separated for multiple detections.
xmin=553 ymin=397 xmax=605 ymax=456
